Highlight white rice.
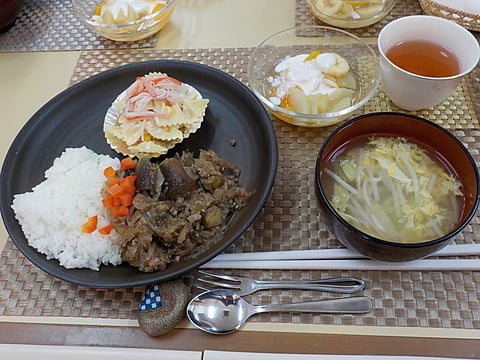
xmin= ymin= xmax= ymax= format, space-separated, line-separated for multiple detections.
xmin=11 ymin=147 xmax=122 ymax=271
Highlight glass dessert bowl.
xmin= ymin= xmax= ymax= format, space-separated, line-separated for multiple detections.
xmin=247 ymin=26 xmax=380 ymax=127
xmin=72 ymin=0 xmax=176 ymax=41
xmin=307 ymin=0 xmax=398 ymax=29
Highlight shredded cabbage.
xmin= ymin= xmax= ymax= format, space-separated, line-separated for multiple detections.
xmin=325 ymin=137 xmax=463 ymax=243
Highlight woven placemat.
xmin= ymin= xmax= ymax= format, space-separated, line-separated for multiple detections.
xmin=0 ymin=0 xmax=157 ymax=52
xmin=1 ymin=48 xmax=480 ymax=329
xmin=296 ymin=0 xmax=425 ymax=37
xmin=67 ymin=47 xmax=480 ymax=129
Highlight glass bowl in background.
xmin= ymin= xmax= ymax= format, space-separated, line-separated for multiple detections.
xmin=306 ymin=0 xmax=398 ymax=29
xmin=72 ymin=0 xmax=176 ymax=41
xmin=247 ymin=26 xmax=380 ymax=128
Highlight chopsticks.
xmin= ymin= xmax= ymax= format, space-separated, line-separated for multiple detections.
xmin=201 ymin=244 xmax=480 ymax=271
xmin=201 ymin=258 xmax=480 ymax=271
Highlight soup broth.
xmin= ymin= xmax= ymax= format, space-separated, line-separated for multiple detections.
xmin=322 ymin=136 xmax=464 ymax=243
xmin=386 ymin=40 xmax=460 ymax=77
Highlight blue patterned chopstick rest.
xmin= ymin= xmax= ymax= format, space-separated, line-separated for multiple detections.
xmin=139 ymin=284 xmax=163 ymax=311
xmin=137 ymin=279 xmax=190 ymax=336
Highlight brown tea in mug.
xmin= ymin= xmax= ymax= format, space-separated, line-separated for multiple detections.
xmin=386 ymin=40 xmax=460 ymax=77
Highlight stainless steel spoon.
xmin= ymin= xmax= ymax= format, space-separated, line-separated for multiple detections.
xmin=186 ymin=289 xmax=372 ymax=334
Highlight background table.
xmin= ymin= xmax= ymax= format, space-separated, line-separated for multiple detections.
xmin=1 ymin=0 xmax=479 ymax=358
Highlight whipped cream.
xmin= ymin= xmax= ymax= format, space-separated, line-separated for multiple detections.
xmin=93 ymin=0 xmax=165 ymax=24
xmin=268 ymin=53 xmax=340 ymax=106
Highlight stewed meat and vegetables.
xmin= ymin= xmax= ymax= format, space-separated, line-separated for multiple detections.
xmin=110 ymin=149 xmax=250 ymax=272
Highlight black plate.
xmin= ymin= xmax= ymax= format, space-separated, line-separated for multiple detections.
xmin=0 ymin=60 xmax=278 ymax=288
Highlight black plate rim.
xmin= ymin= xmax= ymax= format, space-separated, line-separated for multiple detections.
xmin=0 ymin=59 xmax=278 ymax=288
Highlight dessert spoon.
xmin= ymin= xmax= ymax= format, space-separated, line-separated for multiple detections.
xmin=186 ymin=289 xmax=372 ymax=334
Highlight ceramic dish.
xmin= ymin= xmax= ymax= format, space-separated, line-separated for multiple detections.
xmin=0 ymin=60 xmax=278 ymax=288
xmin=315 ymin=112 xmax=480 ymax=262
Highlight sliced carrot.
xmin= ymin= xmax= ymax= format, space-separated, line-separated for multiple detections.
xmin=123 ymin=175 xmax=137 ymax=185
xmin=102 ymin=196 xmax=115 ymax=208
xmin=81 ymin=215 xmax=98 ymax=233
xmin=118 ymin=193 xmax=134 ymax=206
xmin=103 ymin=166 xmax=116 ymax=179
xmin=98 ymin=224 xmax=114 ymax=235
xmin=112 ymin=196 xmax=122 ymax=206
xmin=108 ymin=183 xmax=123 ymax=197
xmin=107 ymin=178 xmax=122 ymax=187
xmin=120 ymin=157 xmax=136 ymax=170
xmin=110 ymin=206 xmax=130 ymax=217
xmin=102 ymin=167 xmax=137 ymax=218
xmin=120 ymin=175 xmax=137 ymax=195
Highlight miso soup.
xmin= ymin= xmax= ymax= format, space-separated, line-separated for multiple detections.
xmin=321 ymin=136 xmax=464 ymax=243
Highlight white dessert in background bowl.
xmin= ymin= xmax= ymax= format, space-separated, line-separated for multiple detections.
xmin=267 ymin=51 xmax=357 ymax=115
xmin=248 ymin=26 xmax=380 ymax=127
xmin=72 ymin=0 xmax=176 ymax=41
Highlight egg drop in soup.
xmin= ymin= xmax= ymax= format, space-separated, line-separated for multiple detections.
xmin=322 ymin=136 xmax=464 ymax=243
